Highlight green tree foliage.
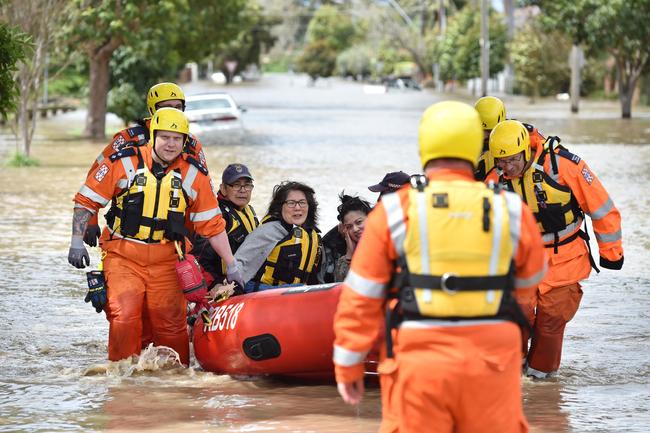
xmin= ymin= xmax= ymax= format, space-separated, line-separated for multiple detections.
xmin=297 ymin=5 xmax=359 ymax=81
xmin=509 ymin=21 xmax=571 ymax=100
xmin=376 ymin=42 xmax=413 ymax=77
xmin=178 ymin=0 xmax=247 ymax=61
xmin=536 ymin=0 xmax=650 ymax=118
xmin=336 ymin=45 xmax=373 ymax=79
xmin=214 ymin=3 xmax=280 ymax=82
xmin=296 ymin=39 xmax=338 ymax=81
xmin=434 ymin=6 xmax=507 ymax=82
xmin=305 ymin=5 xmax=358 ymax=51
xmin=0 ymin=23 xmax=31 ymax=119
xmin=107 ymin=82 xmax=145 ymax=126
xmin=63 ymin=0 xmax=188 ymax=138
xmin=63 ymin=0 xmax=248 ymax=138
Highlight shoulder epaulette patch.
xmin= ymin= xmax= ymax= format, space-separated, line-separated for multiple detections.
xmin=126 ymin=125 xmax=147 ymax=138
xmin=522 ymin=122 xmax=535 ymax=132
xmin=557 ymin=149 xmax=581 ymax=165
xmin=185 ymin=155 xmax=209 ymax=176
xmin=109 ymin=146 xmax=138 ymax=162
xmin=126 ymin=125 xmax=149 ymax=146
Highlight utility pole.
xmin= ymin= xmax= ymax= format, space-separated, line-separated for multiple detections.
xmin=503 ymin=0 xmax=515 ymax=94
xmin=569 ymin=45 xmax=584 ymax=113
xmin=480 ymin=0 xmax=490 ymax=96
xmin=386 ymin=0 xmax=415 ymax=27
xmin=43 ymin=53 xmax=49 ymax=105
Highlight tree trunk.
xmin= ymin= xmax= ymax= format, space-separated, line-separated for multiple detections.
xmin=618 ymin=74 xmax=637 ymax=119
xmin=84 ymin=38 xmax=121 ymax=139
xmin=85 ymin=54 xmax=111 ymax=139
xmin=616 ymin=55 xmax=645 ymax=119
xmin=569 ymin=45 xmax=583 ymax=113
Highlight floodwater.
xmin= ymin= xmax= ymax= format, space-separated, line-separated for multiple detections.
xmin=1 ymin=73 xmax=649 ymax=432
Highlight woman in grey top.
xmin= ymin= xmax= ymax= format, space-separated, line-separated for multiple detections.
xmin=235 ymin=181 xmax=321 ymax=292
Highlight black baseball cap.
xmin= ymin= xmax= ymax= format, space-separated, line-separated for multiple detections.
xmin=368 ymin=171 xmax=411 ymax=193
xmin=222 ymin=163 xmax=253 ymax=184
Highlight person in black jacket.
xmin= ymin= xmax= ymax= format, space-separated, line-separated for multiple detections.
xmin=192 ymin=163 xmax=258 ymax=289
xmin=318 ymin=193 xmax=372 ymax=283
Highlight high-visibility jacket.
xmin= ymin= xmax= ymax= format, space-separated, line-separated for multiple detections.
xmin=475 ymin=122 xmax=545 ymax=181
xmin=74 ymin=145 xmax=224 ymax=244
xmin=106 ymin=148 xmax=188 ymax=243
xmin=85 ymin=118 xmax=207 ymax=226
xmin=485 ymin=138 xmax=623 ymax=286
xmin=252 ymin=216 xmax=320 ymax=287
xmin=332 ymin=169 xmax=547 ymax=383
xmin=394 ymin=177 xmax=519 ymax=321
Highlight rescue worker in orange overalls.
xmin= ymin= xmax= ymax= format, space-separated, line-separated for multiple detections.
xmin=333 ymin=101 xmax=547 ymax=433
xmin=474 ymin=96 xmax=545 ymax=181
xmin=82 ymin=82 xmax=208 ymax=247
xmin=67 ymin=108 xmax=243 ymax=366
xmin=82 ymin=82 xmax=208 ymax=350
xmin=487 ymin=120 xmax=624 ymax=379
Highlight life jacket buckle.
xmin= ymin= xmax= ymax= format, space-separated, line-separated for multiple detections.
xmin=440 ymin=272 xmax=458 ymax=294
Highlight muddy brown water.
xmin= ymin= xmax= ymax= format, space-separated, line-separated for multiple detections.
xmin=0 ymin=73 xmax=648 ymax=432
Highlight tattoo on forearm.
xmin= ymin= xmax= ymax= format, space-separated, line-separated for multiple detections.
xmin=72 ymin=209 xmax=92 ymax=236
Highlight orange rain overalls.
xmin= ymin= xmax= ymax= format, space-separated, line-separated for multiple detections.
xmin=74 ymin=145 xmax=223 ymax=366
xmin=84 ymin=120 xmax=208 ymax=349
xmin=333 ymin=169 xmax=547 ymax=433
xmin=486 ymin=140 xmax=623 ymax=374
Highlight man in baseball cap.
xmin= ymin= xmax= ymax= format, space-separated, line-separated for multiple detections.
xmin=192 ymin=163 xmax=259 ymax=289
xmin=368 ymin=171 xmax=411 ymax=199
xmin=222 ymin=163 xmax=254 ymax=184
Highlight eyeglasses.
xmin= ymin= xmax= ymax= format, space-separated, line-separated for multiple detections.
xmin=283 ymin=199 xmax=308 ymax=208
xmin=227 ymin=183 xmax=254 ymax=192
xmin=496 ymin=153 xmax=524 ymax=167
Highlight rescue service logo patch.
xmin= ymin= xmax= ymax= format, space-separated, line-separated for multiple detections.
xmin=112 ymin=135 xmax=125 ymax=151
xmin=581 ymin=167 xmax=594 ymax=185
xmin=199 ymin=149 xmax=207 ymax=166
xmin=95 ymin=164 xmax=109 ymax=182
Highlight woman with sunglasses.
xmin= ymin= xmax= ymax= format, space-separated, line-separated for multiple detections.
xmin=234 ymin=181 xmax=321 ymax=292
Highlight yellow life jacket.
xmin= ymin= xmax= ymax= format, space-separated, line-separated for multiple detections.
xmin=500 ymin=137 xmax=583 ymax=247
xmin=216 ymin=202 xmax=259 ymax=276
xmin=389 ymin=177 xmax=521 ymax=319
xmin=226 ymin=203 xmax=258 ymax=245
xmin=253 ymin=216 xmax=320 ymax=287
xmin=474 ymin=149 xmax=495 ymax=181
xmin=108 ymin=149 xmax=188 ymax=243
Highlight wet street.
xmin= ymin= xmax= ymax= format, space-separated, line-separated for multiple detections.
xmin=0 ymin=73 xmax=649 ymax=432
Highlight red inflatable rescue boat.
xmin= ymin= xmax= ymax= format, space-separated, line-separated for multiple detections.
xmin=192 ymin=283 xmax=377 ymax=381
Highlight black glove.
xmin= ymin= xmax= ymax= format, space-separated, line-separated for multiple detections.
xmin=84 ymin=224 xmax=101 ymax=247
xmin=600 ymin=255 xmax=624 ymax=270
xmin=68 ymin=235 xmax=90 ymax=269
xmin=85 ymin=270 xmax=107 ymax=313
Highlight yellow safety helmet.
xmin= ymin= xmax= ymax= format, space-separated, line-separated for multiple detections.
xmin=146 ymin=82 xmax=185 ymax=116
xmin=418 ymin=101 xmax=483 ymax=168
xmin=475 ymin=96 xmax=506 ymax=130
xmin=489 ymin=120 xmax=531 ymax=161
xmin=149 ymin=107 xmax=190 ymax=143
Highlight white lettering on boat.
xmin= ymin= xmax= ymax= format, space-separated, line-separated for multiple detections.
xmin=207 ymin=302 xmax=245 ymax=332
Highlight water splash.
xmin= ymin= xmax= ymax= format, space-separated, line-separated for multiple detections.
xmin=82 ymin=344 xmax=183 ymax=377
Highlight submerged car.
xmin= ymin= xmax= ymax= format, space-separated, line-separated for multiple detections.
xmin=184 ymin=93 xmax=246 ymax=137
